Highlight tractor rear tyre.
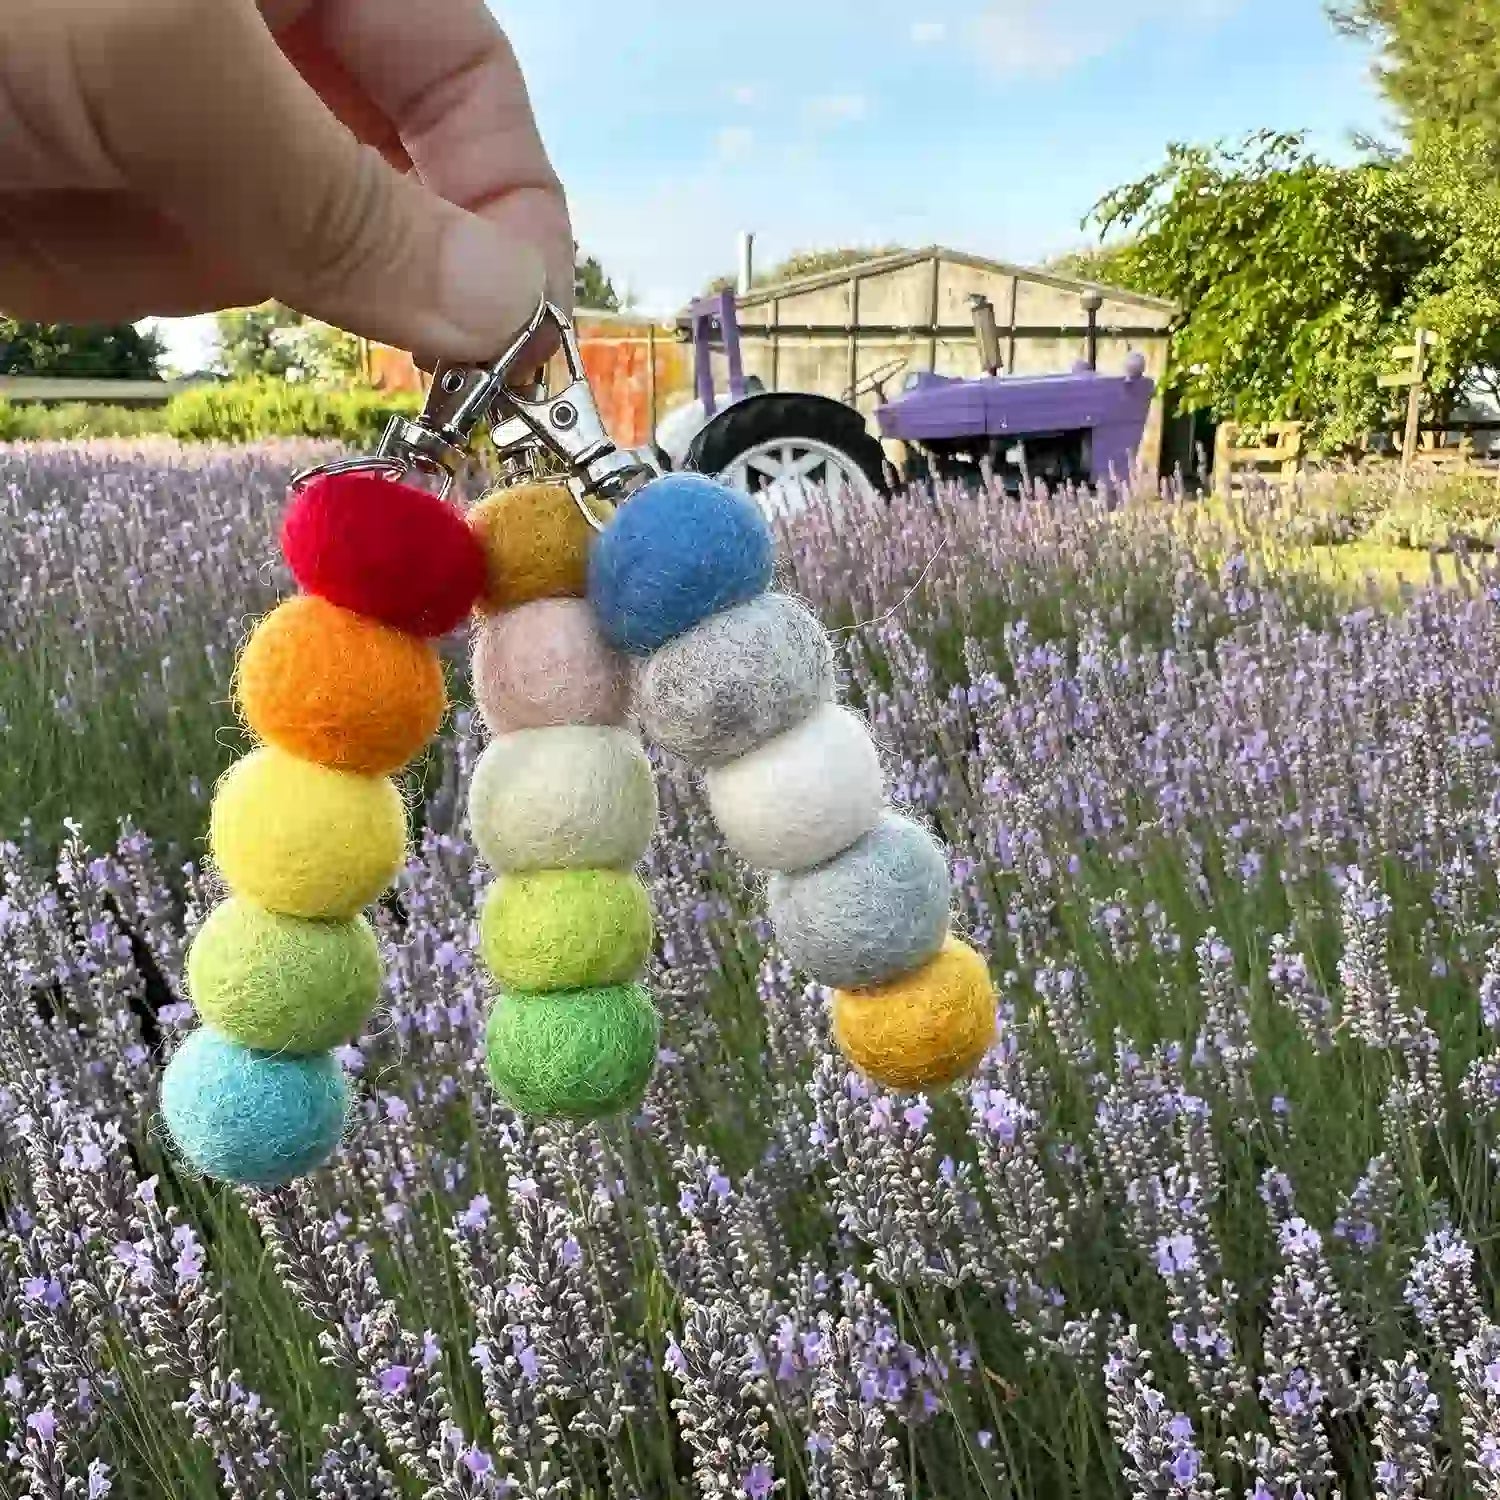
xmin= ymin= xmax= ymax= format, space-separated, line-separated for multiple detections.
xmin=687 ymin=394 xmax=889 ymax=505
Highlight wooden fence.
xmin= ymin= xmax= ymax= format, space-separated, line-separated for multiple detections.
xmin=1213 ymin=421 xmax=1500 ymax=493
xmin=1212 ymin=422 xmax=1304 ymax=495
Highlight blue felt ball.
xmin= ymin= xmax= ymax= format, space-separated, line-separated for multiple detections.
xmin=587 ymin=474 xmax=774 ymax=654
xmin=160 ymin=1028 xmax=350 ymax=1187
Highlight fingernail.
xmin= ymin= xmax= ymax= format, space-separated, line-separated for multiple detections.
xmin=438 ymin=215 xmax=546 ymax=359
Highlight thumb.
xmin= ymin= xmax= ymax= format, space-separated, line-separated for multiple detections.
xmin=73 ymin=0 xmax=547 ymax=360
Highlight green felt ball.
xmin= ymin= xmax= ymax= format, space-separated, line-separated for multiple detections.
xmin=485 ymin=984 xmax=659 ymax=1119
xmin=187 ymin=897 xmax=382 ymax=1054
xmin=479 ymin=868 xmax=652 ymax=992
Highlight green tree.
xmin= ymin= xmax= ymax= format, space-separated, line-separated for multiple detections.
xmin=0 ymin=321 xmax=162 ymax=378
xmin=214 ymin=304 xmax=304 ymax=378
xmin=574 ymin=246 xmax=622 ymax=312
xmin=1043 ymin=244 xmax=1142 ymax=289
xmin=1332 ymin=0 xmax=1500 ymax=155
xmin=1085 ymin=129 xmax=1499 ymax=448
xmin=214 ymin=304 xmax=362 ymax=383
xmin=702 ymin=245 xmax=913 ymax=297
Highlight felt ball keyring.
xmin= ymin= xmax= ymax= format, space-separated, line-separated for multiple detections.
xmin=161 ymin=302 xmax=995 ymax=1188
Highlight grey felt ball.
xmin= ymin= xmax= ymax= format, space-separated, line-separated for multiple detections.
xmin=635 ymin=592 xmax=835 ymax=766
xmin=767 ymin=812 xmax=952 ymax=989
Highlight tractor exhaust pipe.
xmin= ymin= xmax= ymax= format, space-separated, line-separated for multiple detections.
xmin=1080 ymin=288 xmax=1104 ymax=371
xmin=969 ymin=294 xmax=1001 ymax=376
xmin=737 ymin=231 xmax=755 ymax=295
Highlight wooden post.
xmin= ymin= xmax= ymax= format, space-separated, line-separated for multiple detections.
xmin=1401 ymin=332 xmax=1428 ymax=479
xmin=1005 ymin=277 xmax=1019 ymax=372
xmin=847 ymin=274 xmax=860 ymax=396
xmin=1379 ymin=327 xmax=1439 ymax=487
xmin=926 ymin=256 xmax=941 ymax=371
xmin=645 ymin=323 xmax=658 ymax=438
xmin=770 ymin=298 xmax=780 ymax=390
xmin=1213 ymin=423 xmax=1237 ymax=498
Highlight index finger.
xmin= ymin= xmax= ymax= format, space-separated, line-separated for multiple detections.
xmin=285 ymin=0 xmax=574 ymax=315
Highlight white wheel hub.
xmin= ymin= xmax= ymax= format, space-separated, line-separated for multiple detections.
xmin=721 ymin=437 xmax=879 ymax=513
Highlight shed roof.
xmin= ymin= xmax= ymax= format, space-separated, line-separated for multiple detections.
xmin=734 ymin=244 xmax=1177 ymax=317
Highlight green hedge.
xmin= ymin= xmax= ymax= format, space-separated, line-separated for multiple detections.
xmin=0 ymin=401 xmax=162 ymax=440
xmin=0 ymin=379 xmax=423 ymax=446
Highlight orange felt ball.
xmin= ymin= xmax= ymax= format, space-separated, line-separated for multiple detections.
xmin=236 ymin=595 xmax=446 ymax=775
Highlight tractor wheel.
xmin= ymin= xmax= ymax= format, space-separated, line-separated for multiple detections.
xmin=687 ymin=394 xmax=889 ymax=508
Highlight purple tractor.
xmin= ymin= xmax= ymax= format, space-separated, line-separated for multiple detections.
xmin=657 ymin=287 xmax=1155 ymax=502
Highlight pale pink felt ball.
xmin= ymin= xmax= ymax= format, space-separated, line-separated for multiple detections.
xmin=472 ymin=598 xmax=630 ymax=736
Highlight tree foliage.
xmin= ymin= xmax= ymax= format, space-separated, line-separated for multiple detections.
xmin=1043 ymin=245 xmax=1142 ymax=290
xmin=1332 ymin=0 xmax=1500 ymax=155
xmin=214 ymin=304 xmax=362 ymax=383
xmin=575 ymin=247 xmax=622 ymax=311
xmin=0 ymin=321 xmax=162 ymax=378
xmin=1087 ymin=128 xmax=1500 ymax=447
xmin=702 ymin=245 xmax=912 ymax=296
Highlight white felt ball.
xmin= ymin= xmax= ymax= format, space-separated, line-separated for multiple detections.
xmin=468 ymin=724 xmax=658 ymax=872
xmin=704 ymin=703 xmax=885 ymax=872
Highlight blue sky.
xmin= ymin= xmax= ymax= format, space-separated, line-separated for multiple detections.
xmin=151 ymin=0 xmax=1390 ymax=370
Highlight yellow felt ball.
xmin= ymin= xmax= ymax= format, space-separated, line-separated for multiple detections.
xmin=832 ymin=937 xmax=997 ymax=1091
xmin=209 ymin=747 xmax=408 ymax=918
xmin=467 ymin=482 xmax=614 ymax=612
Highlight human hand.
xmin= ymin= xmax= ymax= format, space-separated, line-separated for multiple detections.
xmin=0 ymin=0 xmax=572 ymax=363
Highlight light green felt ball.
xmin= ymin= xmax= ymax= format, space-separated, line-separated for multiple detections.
xmin=480 ymin=868 xmax=652 ymax=992
xmin=485 ymin=984 xmax=659 ymax=1119
xmin=187 ymin=897 xmax=382 ymax=1054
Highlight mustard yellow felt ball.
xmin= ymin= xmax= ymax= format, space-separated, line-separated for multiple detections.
xmin=209 ymin=747 xmax=407 ymax=918
xmin=467 ymin=482 xmax=614 ymax=612
xmin=832 ymin=937 xmax=996 ymax=1091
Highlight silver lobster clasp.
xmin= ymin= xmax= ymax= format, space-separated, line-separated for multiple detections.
xmin=291 ymin=299 xmax=660 ymax=525
xmin=488 ymin=303 xmax=660 ymax=527
xmin=370 ymin=300 xmax=557 ymax=499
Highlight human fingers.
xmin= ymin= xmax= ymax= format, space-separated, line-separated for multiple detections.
xmin=65 ymin=0 xmax=547 ymax=359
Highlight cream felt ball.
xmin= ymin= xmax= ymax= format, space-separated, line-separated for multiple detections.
xmin=768 ymin=813 xmax=951 ymax=989
xmin=187 ymin=898 xmax=382 ymax=1054
xmin=480 ymin=869 xmax=653 ymax=992
xmin=635 ymin=592 xmax=835 ymax=766
xmin=832 ymin=936 xmax=997 ymax=1092
xmin=587 ymin=473 xmax=775 ymax=655
xmin=484 ymin=984 xmax=659 ymax=1119
xmin=160 ymin=1027 xmax=351 ymax=1186
xmin=704 ymin=703 xmax=884 ymax=872
xmin=209 ymin=747 xmax=408 ymax=918
xmin=468 ymin=725 xmax=657 ymax=872
xmin=471 ymin=598 xmax=629 ymax=736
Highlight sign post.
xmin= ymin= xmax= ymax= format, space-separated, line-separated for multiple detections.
xmin=1378 ymin=328 xmax=1441 ymax=486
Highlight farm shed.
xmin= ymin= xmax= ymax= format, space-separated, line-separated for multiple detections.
xmin=370 ymin=247 xmax=1178 ymax=474
xmin=727 ymin=246 xmax=1178 ymax=474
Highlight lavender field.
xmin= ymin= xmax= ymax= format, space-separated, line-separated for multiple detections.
xmin=5 ymin=441 xmax=1500 ymax=1499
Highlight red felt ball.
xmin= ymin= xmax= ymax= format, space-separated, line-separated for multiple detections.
xmin=281 ymin=471 xmax=487 ymax=637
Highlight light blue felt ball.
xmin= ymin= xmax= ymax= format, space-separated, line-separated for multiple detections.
xmin=587 ymin=474 xmax=774 ymax=655
xmin=160 ymin=1028 xmax=350 ymax=1187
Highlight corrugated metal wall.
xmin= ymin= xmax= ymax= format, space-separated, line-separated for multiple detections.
xmin=371 ymin=314 xmax=695 ymax=451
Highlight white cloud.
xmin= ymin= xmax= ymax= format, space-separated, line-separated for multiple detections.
xmin=714 ymin=125 xmax=756 ymax=161
xmin=730 ymin=83 xmax=758 ymax=106
xmin=910 ymin=20 xmax=948 ymax=43
xmin=971 ymin=0 xmax=1238 ymax=79
xmin=804 ymin=92 xmax=870 ymax=125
